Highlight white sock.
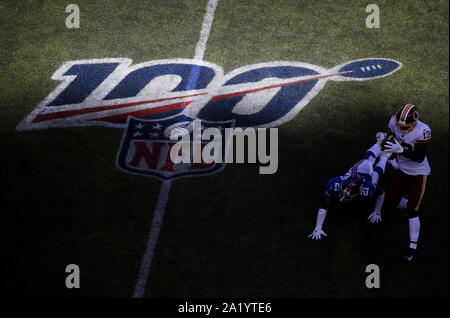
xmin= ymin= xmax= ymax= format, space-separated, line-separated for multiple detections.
xmin=366 ymin=143 xmax=381 ymax=165
xmin=397 ymin=197 xmax=408 ymax=209
xmin=408 ymin=216 xmax=420 ymax=249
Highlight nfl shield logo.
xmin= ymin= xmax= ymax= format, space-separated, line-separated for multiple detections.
xmin=116 ymin=115 xmax=234 ymax=180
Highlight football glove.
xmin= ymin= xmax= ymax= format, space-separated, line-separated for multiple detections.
xmin=368 ymin=211 xmax=382 ymax=223
xmin=308 ymin=228 xmax=327 ymax=240
xmin=376 ymin=132 xmax=387 ymax=145
xmin=384 ymin=138 xmax=404 ymax=154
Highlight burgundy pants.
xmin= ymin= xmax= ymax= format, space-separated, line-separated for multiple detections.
xmin=386 ymin=169 xmax=429 ymax=212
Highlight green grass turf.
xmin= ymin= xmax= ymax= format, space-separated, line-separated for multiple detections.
xmin=2 ymin=0 xmax=448 ymax=297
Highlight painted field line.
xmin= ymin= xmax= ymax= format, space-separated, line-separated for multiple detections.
xmin=132 ymin=0 xmax=219 ymax=298
xmin=132 ymin=180 xmax=171 ymax=298
xmin=194 ymin=0 xmax=219 ymax=61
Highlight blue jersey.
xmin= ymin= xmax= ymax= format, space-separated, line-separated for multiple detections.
xmin=323 ymin=143 xmax=387 ymax=203
xmin=326 ymin=173 xmax=376 ymax=202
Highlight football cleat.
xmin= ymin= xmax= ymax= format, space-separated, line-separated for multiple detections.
xmin=395 ymin=104 xmax=419 ymax=135
xmin=402 ymin=247 xmax=417 ymax=262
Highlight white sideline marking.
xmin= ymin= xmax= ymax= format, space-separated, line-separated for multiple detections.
xmin=132 ymin=0 xmax=219 ymax=298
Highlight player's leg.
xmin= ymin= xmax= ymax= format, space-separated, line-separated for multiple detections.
xmin=364 ymin=142 xmax=382 ymax=166
xmin=397 ymin=197 xmax=408 ymax=209
xmin=383 ymin=170 xmax=408 ymax=217
xmin=403 ymin=174 xmax=429 ymax=261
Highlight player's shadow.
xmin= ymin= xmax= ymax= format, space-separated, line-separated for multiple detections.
xmin=329 ymin=199 xmax=408 ymax=268
xmin=359 ymin=207 xmax=409 ymax=267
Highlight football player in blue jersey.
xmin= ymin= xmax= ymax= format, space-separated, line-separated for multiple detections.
xmin=308 ymin=134 xmax=393 ymax=240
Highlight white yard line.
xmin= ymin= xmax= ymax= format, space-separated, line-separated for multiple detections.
xmin=132 ymin=0 xmax=219 ymax=298
xmin=132 ymin=179 xmax=172 ymax=298
xmin=194 ymin=0 xmax=219 ymax=61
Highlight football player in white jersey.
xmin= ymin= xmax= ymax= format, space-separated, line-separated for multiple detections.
xmin=380 ymin=104 xmax=431 ymax=262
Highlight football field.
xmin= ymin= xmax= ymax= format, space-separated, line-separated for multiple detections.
xmin=2 ymin=0 xmax=449 ymax=298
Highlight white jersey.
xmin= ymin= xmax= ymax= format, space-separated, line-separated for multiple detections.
xmin=388 ymin=116 xmax=431 ymax=176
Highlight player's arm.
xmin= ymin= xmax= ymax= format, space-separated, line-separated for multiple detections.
xmin=385 ymin=139 xmax=429 ymax=162
xmin=308 ymin=195 xmax=332 ymax=240
xmin=320 ymin=194 xmax=332 ymax=210
xmin=309 ymin=177 xmax=343 ymax=240
xmin=368 ymin=186 xmax=385 ymax=223
xmin=385 ymin=127 xmax=431 ymax=162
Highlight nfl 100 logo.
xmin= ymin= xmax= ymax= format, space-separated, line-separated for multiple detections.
xmin=17 ymin=57 xmax=401 ymax=179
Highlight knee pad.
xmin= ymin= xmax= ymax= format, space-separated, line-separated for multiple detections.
xmin=406 ymin=209 xmax=419 ymax=219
